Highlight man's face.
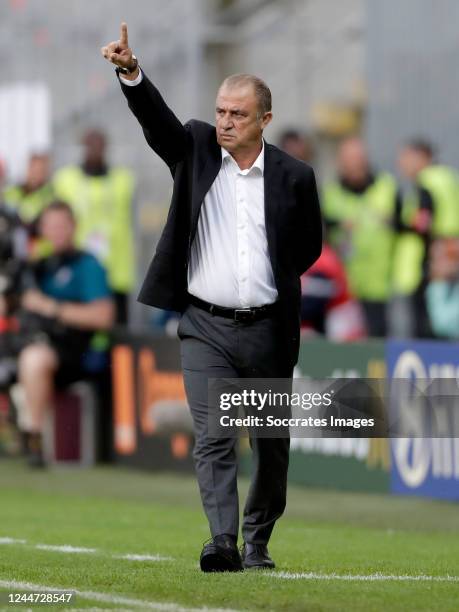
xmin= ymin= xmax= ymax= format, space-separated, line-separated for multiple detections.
xmin=337 ymin=138 xmax=369 ymax=186
xmin=83 ymin=131 xmax=106 ymax=165
xmin=215 ymin=84 xmax=271 ymax=153
xmin=40 ymin=210 xmax=75 ymax=252
xmin=26 ymin=155 xmax=50 ymax=190
xmin=282 ymin=136 xmax=312 ymax=163
xmin=398 ymin=147 xmax=430 ymax=180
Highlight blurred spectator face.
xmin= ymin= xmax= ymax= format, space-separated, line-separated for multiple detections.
xmin=215 ymin=83 xmax=271 ymax=153
xmin=82 ymin=129 xmax=107 ymax=166
xmin=279 ymin=132 xmax=314 ymax=163
xmin=39 ymin=206 xmax=75 ymax=253
xmin=337 ymin=137 xmax=370 ymax=186
xmin=398 ymin=146 xmax=432 ymax=180
xmin=429 ymin=238 xmax=459 ymax=281
xmin=25 ymin=154 xmax=50 ymax=190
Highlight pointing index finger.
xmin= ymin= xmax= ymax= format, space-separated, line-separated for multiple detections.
xmin=120 ymin=22 xmax=128 ymax=46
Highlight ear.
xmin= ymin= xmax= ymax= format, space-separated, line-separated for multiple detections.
xmin=260 ymin=112 xmax=273 ymax=130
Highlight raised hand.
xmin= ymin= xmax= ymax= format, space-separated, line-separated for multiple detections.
xmin=101 ymin=22 xmax=135 ymax=70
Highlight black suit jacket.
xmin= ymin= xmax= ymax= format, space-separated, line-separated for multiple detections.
xmin=119 ymin=71 xmax=322 ymax=366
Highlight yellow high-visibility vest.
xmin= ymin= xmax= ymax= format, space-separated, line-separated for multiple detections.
xmin=323 ymin=173 xmax=398 ymax=302
xmin=393 ymin=165 xmax=459 ymax=296
xmin=3 ymin=182 xmax=55 ymax=223
xmin=417 ymin=165 xmax=459 ymax=236
xmin=53 ymin=165 xmax=135 ymax=293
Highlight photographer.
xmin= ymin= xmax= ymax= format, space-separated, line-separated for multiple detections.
xmin=0 ymin=159 xmax=29 ymax=387
xmin=17 ymin=201 xmax=114 ymax=467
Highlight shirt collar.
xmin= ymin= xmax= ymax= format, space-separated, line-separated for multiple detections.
xmin=221 ymin=139 xmax=265 ymax=176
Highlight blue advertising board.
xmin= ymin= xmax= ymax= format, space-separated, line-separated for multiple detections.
xmin=387 ymin=339 xmax=459 ymax=501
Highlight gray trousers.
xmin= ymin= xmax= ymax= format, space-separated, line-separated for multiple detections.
xmin=177 ymin=303 xmax=292 ymax=544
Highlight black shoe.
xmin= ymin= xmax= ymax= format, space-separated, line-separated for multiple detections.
xmin=200 ymin=534 xmax=243 ymax=572
xmin=241 ymin=543 xmax=275 ymax=569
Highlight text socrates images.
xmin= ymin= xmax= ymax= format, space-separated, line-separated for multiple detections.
xmin=207 ymin=377 xmax=459 ymax=438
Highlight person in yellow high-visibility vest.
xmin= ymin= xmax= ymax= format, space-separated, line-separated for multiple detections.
xmin=4 ymin=153 xmax=54 ymax=225
xmin=53 ymin=129 xmax=135 ymax=324
xmin=396 ymin=139 xmax=459 ymax=337
xmin=322 ymin=137 xmax=399 ymax=337
xmin=3 ymin=153 xmax=55 ymax=257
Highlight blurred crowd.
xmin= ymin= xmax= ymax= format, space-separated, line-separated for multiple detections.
xmin=1 ymin=124 xmax=459 ymax=466
xmin=0 ymin=128 xmax=134 ymax=466
xmin=280 ymin=130 xmax=459 ymax=343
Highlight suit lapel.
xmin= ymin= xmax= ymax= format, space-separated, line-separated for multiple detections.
xmin=190 ymin=133 xmax=221 ymax=244
xmin=264 ymin=143 xmax=283 ymax=274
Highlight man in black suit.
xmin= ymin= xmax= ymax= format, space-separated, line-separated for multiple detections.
xmin=102 ymin=23 xmax=322 ymax=572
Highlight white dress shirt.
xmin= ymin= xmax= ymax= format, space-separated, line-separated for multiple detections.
xmin=120 ymin=69 xmax=278 ymax=308
xmin=188 ymin=144 xmax=277 ymax=307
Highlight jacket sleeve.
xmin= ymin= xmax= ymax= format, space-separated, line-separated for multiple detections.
xmin=118 ymin=70 xmax=191 ymax=168
xmin=294 ymin=167 xmax=323 ymax=275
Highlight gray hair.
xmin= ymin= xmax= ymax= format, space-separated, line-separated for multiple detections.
xmin=220 ymin=73 xmax=272 ymax=116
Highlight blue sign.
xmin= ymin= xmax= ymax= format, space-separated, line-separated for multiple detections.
xmin=387 ymin=339 xmax=459 ymax=501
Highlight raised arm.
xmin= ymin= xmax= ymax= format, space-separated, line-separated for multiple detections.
xmin=101 ymin=23 xmax=190 ymax=167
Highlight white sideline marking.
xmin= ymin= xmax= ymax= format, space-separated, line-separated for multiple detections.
xmin=36 ymin=544 xmax=97 ymax=554
xmin=5 ymin=536 xmax=457 ymax=585
xmin=0 ymin=536 xmax=173 ymax=562
xmin=0 ymin=580 xmax=239 ymax=612
xmin=268 ymin=571 xmax=459 ymax=582
xmin=114 ymin=553 xmax=173 ymax=562
xmin=0 ymin=537 xmax=26 ymax=545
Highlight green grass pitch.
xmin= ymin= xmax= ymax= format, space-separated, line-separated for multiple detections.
xmin=0 ymin=458 xmax=458 ymax=611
